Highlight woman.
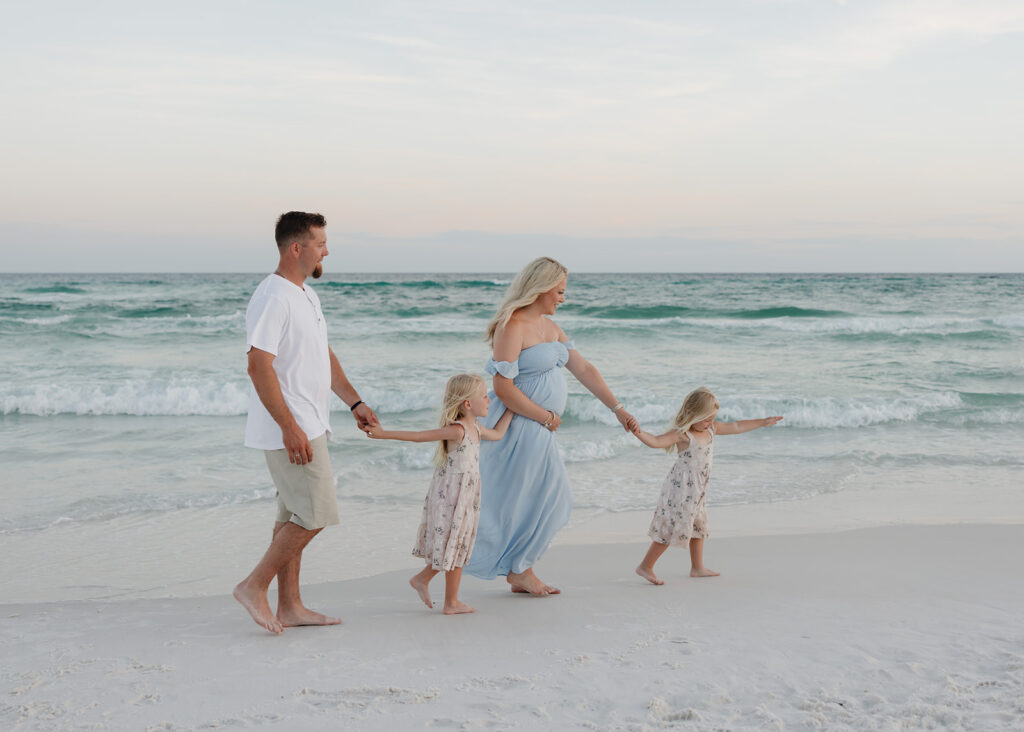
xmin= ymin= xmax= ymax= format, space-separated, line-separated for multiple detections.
xmin=464 ymin=257 xmax=638 ymax=595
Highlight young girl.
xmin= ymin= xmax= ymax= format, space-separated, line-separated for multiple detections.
xmin=365 ymin=374 xmax=513 ymax=615
xmin=633 ymin=386 xmax=782 ymax=585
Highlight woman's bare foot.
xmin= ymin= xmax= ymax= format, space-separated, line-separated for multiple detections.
xmin=690 ymin=567 xmax=720 ymax=578
xmin=635 ymin=565 xmax=664 ymax=585
xmin=409 ymin=575 xmax=433 ymax=608
xmin=233 ymin=581 xmax=284 ymax=634
xmin=506 ymin=569 xmax=553 ymax=596
xmin=276 ymin=605 xmax=342 ymax=627
xmin=442 ymin=600 xmax=476 ymax=615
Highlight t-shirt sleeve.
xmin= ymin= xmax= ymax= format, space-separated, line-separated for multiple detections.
xmin=246 ymin=294 xmax=288 ymax=356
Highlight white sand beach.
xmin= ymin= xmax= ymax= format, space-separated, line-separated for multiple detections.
xmin=3 ymin=522 xmax=1022 ymax=730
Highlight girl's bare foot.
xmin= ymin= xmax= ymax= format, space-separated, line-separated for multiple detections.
xmin=635 ymin=565 xmax=664 ymax=585
xmin=233 ymin=581 xmax=284 ymax=635
xmin=276 ymin=606 xmax=342 ymax=627
xmin=690 ymin=567 xmax=720 ymax=577
xmin=442 ymin=600 xmax=476 ymax=615
xmin=409 ymin=575 xmax=433 ymax=608
xmin=506 ymin=570 xmax=550 ymax=596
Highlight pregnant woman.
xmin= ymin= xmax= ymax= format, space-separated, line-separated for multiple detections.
xmin=464 ymin=257 xmax=638 ymax=595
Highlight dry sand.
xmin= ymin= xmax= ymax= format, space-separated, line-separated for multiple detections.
xmin=2 ymin=523 xmax=1022 ymax=730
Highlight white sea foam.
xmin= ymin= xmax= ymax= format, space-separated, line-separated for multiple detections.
xmin=0 ymin=379 xmax=447 ymax=417
xmin=992 ymin=313 xmax=1024 ymax=329
xmin=0 ymin=379 xmax=251 ymax=416
xmin=563 ymin=391 xmax=966 ymax=429
xmin=3 ymin=380 xmax=974 ymax=428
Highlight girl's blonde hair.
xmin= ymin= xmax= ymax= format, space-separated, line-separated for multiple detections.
xmin=485 ymin=257 xmax=568 ymax=344
xmin=433 ymin=373 xmax=486 ymax=467
xmin=667 ymin=386 xmax=720 ymax=452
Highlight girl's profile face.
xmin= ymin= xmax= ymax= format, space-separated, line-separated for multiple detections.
xmin=691 ymin=411 xmax=718 ymax=432
xmin=538 ymin=276 xmax=567 ymax=315
xmin=465 ymin=383 xmax=490 ymax=418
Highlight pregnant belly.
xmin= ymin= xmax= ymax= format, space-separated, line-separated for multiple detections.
xmin=516 ymin=371 xmax=568 ymax=414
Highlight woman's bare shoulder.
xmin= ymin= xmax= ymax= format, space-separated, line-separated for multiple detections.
xmin=493 ymin=319 xmax=525 ymax=360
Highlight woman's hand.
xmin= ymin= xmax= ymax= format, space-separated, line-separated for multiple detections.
xmin=543 ymin=410 xmax=561 ymax=432
xmin=615 ymin=408 xmax=639 ymax=433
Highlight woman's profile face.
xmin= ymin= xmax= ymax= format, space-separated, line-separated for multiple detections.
xmin=537 ymin=276 xmax=567 ymax=315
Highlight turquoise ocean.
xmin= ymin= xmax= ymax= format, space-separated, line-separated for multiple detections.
xmin=1 ymin=273 xmax=1022 ymax=602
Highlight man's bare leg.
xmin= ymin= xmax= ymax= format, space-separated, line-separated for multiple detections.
xmin=636 ymin=541 xmax=669 ymax=585
xmin=689 ymin=537 xmax=719 ymax=577
xmin=233 ymin=521 xmax=318 ymax=634
xmin=273 ymin=522 xmax=341 ymax=626
xmin=410 ymin=566 xmax=439 ymax=609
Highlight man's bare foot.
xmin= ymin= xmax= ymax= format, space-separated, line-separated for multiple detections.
xmin=636 ymin=565 xmax=665 ymax=585
xmin=233 ymin=581 xmax=284 ymax=634
xmin=276 ymin=606 xmax=342 ymax=627
xmin=690 ymin=567 xmax=720 ymax=578
xmin=506 ymin=570 xmax=551 ymax=596
xmin=443 ymin=600 xmax=476 ymax=615
xmin=409 ymin=575 xmax=433 ymax=609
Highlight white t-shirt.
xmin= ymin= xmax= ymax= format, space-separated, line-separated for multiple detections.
xmin=244 ymin=274 xmax=332 ymax=450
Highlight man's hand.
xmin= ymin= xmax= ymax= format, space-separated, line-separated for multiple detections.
xmin=282 ymin=423 xmax=313 ymax=465
xmin=352 ymin=403 xmax=379 ymax=430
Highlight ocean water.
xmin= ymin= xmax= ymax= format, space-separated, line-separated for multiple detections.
xmin=2 ymin=272 xmax=1022 ymax=602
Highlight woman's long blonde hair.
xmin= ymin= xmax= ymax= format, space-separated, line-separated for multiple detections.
xmin=667 ymin=387 xmax=719 ymax=452
xmin=433 ymin=373 xmax=486 ymax=467
xmin=485 ymin=257 xmax=568 ymax=344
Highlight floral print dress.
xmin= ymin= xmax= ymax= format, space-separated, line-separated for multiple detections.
xmin=648 ymin=427 xmax=714 ymax=546
xmin=412 ymin=423 xmax=482 ymax=571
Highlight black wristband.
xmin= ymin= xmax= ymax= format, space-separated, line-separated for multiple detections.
xmin=349 ymin=400 xmax=364 ymax=412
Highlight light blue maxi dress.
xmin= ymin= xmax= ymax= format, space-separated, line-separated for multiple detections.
xmin=464 ymin=339 xmax=575 ymax=579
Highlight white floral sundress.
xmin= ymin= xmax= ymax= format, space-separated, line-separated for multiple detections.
xmin=648 ymin=427 xmax=714 ymax=546
xmin=412 ymin=423 xmax=482 ymax=571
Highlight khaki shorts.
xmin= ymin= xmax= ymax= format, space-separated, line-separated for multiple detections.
xmin=264 ymin=433 xmax=339 ymax=530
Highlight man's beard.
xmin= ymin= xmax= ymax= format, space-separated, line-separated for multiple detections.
xmin=312 ymin=263 xmax=323 ymax=279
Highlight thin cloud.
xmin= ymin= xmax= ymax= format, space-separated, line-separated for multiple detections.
xmin=768 ymin=0 xmax=1024 ymax=78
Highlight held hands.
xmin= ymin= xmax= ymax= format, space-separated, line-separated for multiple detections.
xmin=352 ymin=402 xmax=380 ymax=431
xmin=362 ymin=423 xmax=384 ymax=439
xmin=763 ymin=416 xmax=784 ymax=427
xmin=615 ymin=408 xmax=639 ymax=434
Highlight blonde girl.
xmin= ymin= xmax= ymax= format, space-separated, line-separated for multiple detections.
xmin=633 ymin=387 xmax=783 ymax=585
xmin=365 ymin=374 xmax=513 ymax=614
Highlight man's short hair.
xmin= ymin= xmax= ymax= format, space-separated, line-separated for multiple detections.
xmin=275 ymin=211 xmax=327 ymax=248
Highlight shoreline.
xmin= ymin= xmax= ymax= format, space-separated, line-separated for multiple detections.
xmin=2 ymin=523 xmax=1021 ymax=730
xmin=2 ymin=471 xmax=1022 ymax=606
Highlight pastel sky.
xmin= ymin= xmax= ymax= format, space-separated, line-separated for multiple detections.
xmin=1 ymin=1 xmax=1022 ymax=272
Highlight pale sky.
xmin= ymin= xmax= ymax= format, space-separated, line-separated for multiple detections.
xmin=1 ymin=0 xmax=1022 ymax=272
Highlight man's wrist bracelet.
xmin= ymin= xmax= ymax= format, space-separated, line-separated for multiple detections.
xmin=349 ymin=400 xmax=364 ymax=412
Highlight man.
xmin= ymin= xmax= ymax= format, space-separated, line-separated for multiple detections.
xmin=234 ymin=211 xmax=378 ymax=634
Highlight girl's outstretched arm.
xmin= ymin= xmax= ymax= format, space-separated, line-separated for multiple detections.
xmin=479 ymin=408 xmax=514 ymax=441
xmin=713 ymin=416 xmax=783 ymax=435
xmin=365 ymin=423 xmax=465 ymax=443
xmin=634 ymin=429 xmax=685 ymax=450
